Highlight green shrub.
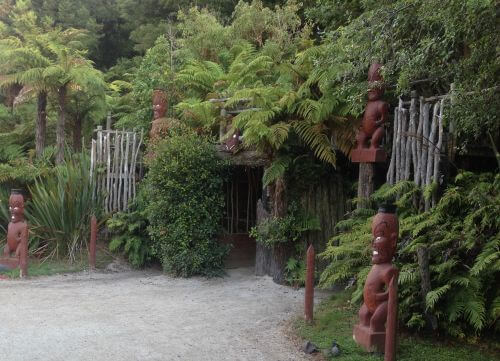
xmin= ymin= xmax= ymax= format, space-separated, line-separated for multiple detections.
xmin=320 ymin=173 xmax=500 ymax=338
xmin=145 ymin=133 xmax=228 ymax=277
xmin=107 ymin=189 xmax=152 ymax=268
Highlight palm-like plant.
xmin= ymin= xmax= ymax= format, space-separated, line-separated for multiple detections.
xmin=41 ymin=43 xmax=105 ymax=162
xmin=0 ymin=3 xmax=52 ymax=158
xmin=0 ymin=3 xmax=105 ymax=161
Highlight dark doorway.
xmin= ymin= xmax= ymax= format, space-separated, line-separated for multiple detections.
xmin=221 ymin=166 xmax=263 ymax=268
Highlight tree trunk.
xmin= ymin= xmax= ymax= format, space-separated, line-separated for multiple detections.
xmin=56 ymin=86 xmax=67 ymax=164
xmin=255 ymin=199 xmax=272 ymax=276
xmin=270 ymin=176 xmax=291 ymax=284
xmin=35 ymin=91 xmax=47 ymax=158
xmin=417 ymin=246 xmax=438 ymax=331
xmin=73 ymin=116 xmax=82 ymax=152
xmin=357 ymin=163 xmax=374 ymax=209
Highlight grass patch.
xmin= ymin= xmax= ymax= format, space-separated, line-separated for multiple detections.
xmin=1 ymin=246 xmax=114 ymax=279
xmin=295 ymin=291 xmax=499 ymax=361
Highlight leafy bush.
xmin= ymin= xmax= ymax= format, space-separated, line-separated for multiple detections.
xmin=320 ymin=173 xmax=500 ymax=338
xmin=145 ymin=133 xmax=229 ymax=277
xmin=250 ymin=203 xmax=321 ymax=248
xmin=107 ymin=190 xmax=152 ymax=268
xmin=27 ymin=154 xmax=102 ymax=261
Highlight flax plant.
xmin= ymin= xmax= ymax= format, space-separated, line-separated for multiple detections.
xmin=27 ymin=153 xmax=103 ymax=262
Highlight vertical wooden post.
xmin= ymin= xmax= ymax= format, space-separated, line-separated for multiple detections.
xmin=89 ymin=215 xmax=97 ymax=270
xmin=384 ymin=274 xmax=398 ymax=361
xmin=305 ymin=244 xmax=315 ymax=324
xmin=19 ymin=226 xmax=29 ymax=278
xmin=357 ymin=163 xmax=374 ymax=209
xmin=106 ymin=112 xmax=112 ymax=130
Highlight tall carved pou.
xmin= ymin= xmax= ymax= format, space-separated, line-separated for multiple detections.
xmin=351 ymin=63 xmax=389 ymax=163
xmin=354 ymin=204 xmax=399 ymax=361
xmin=1 ymin=189 xmax=29 ymax=277
xmin=149 ymin=89 xmax=169 ymax=141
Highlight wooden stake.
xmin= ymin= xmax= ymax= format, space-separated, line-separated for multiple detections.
xmin=305 ymin=244 xmax=315 ymax=324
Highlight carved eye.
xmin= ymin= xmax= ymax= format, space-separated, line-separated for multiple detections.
xmin=375 ymin=236 xmax=382 ymax=242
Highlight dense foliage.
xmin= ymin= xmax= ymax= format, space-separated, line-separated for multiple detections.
xmin=145 ymin=133 xmax=229 ymax=277
xmin=320 ymin=173 xmax=500 ymax=338
xmin=107 ymin=189 xmax=152 ymax=268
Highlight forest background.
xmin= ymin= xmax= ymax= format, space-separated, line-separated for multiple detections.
xmin=0 ymin=0 xmax=498 ymax=343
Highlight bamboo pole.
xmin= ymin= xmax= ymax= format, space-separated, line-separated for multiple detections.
xmin=117 ymin=129 xmax=125 ymax=211
xmin=96 ymin=127 xmax=103 ymax=198
xmin=106 ymin=133 xmax=112 ymax=213
xmin=432 ymin=99 xmax=444 ymax=207
xmin=123 ymin=132 xmax=130 ymax=210
xmin=90 ymin=139 xmax=96 ymax=199
xmin=425 ymin=102 xmax=439 ymax=211
xmin=404 ymin=107 xmax=412 ymax=180
xmin=415 ymin=97 xmax=424 ymax=186
xmin=113 ymin=132 xmax=120 ymax=212
xmin=395 ymin=99 xmax=403 ymax=183
xmin=387 ymin=107 xmax=398 ymax=184
xmin=399 ymin=106 xmax=407 ymax=181
xmin=131 ymin=130 xmax=143 ymax=200
xmin=420 ymin=103 xmax=430 ymax=187
xmin=129 ymin=132 xmax=136 ymax=206
xmin=409 ymin=91 xmax=418 ymax=181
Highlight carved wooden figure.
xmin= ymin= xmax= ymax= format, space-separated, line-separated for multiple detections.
xmin=353 ymin=204 xmax=399 ymax=361
xmin=1 ymin=189 xmax=29 ymax=277
xmin=149 ymin=89 xmax=170 ymax=141
xmin=351 ymin=63 xmax=389 ymax=163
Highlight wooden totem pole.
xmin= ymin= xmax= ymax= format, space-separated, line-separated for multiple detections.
xmin=351 ymin=63 xmax=389 ymax=208
xmin=0 ymin=189 xmax=29 ymax=277
xmin=353 ymin=204 xmax=399 ymax=361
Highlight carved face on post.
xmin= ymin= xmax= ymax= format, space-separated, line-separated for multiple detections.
xmin=367 ymin=63 xmax=385 ymax=101
xmin=371 ymin=208 xmax=398 ymax=264
xmin=152 ymin=89 xmax=167 ymax=120
xmin=9 ymin=190 xmax=25 ymax=223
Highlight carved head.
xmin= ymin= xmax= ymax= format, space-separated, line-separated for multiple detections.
xmin=9 ymin=190 xmax=25 ymax=223
xmin=371 ymin=204 xmax=398 ymax=264
xmin=152 ymin=89 xmax=167 ymax=120
xmin=367 ymin=63 xmax=385 ymax=101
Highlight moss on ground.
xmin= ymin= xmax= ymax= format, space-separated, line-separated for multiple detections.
xmin=295 ymin=291 xmax=499 ymax=361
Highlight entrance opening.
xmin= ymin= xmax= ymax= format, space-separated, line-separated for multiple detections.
xmin=221 ymin=166 xmax=263 ymax=268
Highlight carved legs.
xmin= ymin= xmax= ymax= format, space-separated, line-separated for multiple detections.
xmin=359 ymin=303 xmax=371 ymax=327
xmin=370 ymin=126 xmax=384 ymax=149
xmin=3 ymin=243 xmax=10 ymax=257
xmin=370 ymin=301 xmax=388 ymax=332
xmin=359 ymin=302 xmax=388 ymax=333
xmin=356 ymin=130 xmax=369 ymax=149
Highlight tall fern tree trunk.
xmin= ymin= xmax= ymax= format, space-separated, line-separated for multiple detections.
xmin=35 ymin=91 xmax=47 ymax=158
xmin=270 ymin=176 xmax=293 ymax=284
xmin=73 ymin=115 xmax=82 ymax=152
xmin=56 ymin=86 xmax=67 ymax=164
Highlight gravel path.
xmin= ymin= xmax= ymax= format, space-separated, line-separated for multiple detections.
xmin=0 ymin=267 xmax=326 ymax=361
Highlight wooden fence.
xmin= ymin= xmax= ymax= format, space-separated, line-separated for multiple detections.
xmin=386 ymin=86 xmax=456 ymax=210
xmin=90 ymin=126 xmax=144 ymax=213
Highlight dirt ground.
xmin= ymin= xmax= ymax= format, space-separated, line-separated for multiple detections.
xmin=0 ymin=267 xmax=329 ymax=361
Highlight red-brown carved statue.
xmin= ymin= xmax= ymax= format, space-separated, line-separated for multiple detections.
xmin=351 ymin=63 xmax=389 ymax=163
xmin=150 ymin=89 xmax=170 ymax=141
xmin=0 ymin=189 xmax=29 ymax=277
xmin=354 ymin=204 xmax=398 ymax=360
